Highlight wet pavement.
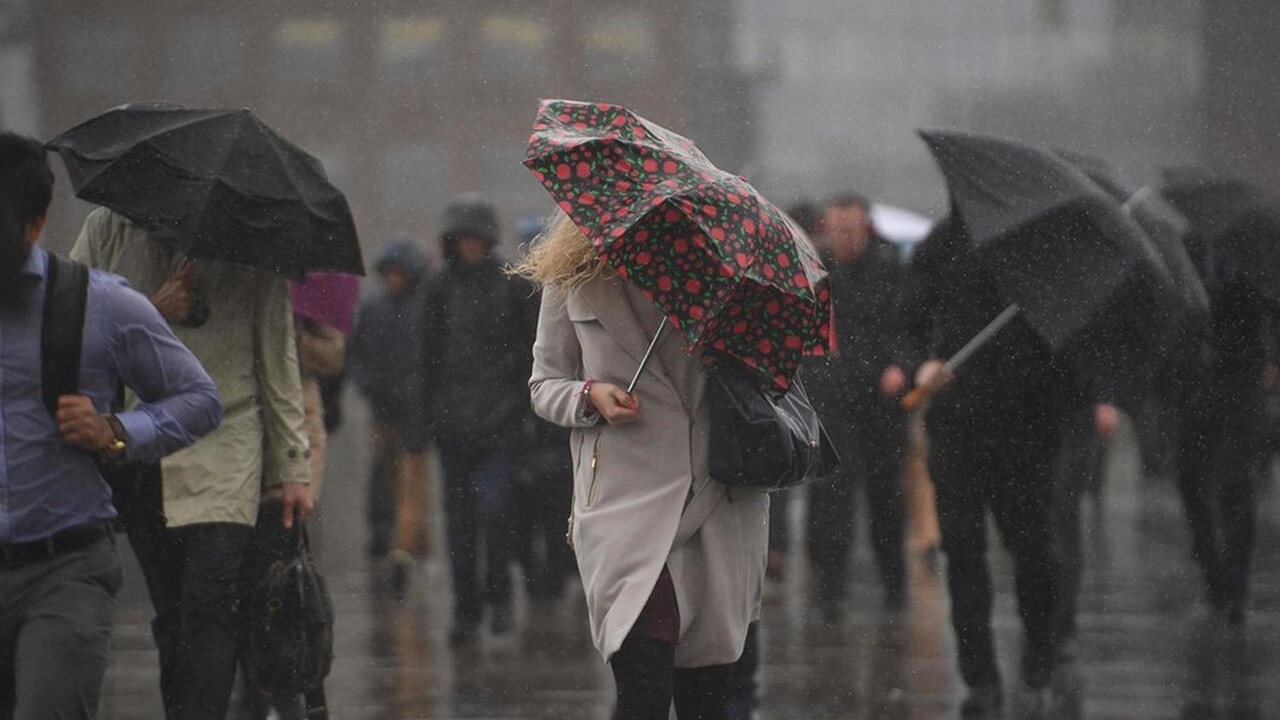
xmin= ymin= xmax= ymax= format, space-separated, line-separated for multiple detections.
xmin=97 ymin=398 xmax=1280 ymax=719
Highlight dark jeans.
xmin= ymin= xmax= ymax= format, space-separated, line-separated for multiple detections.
xmin=0 ymin=531 xmax=121 ymax=720
xmin=127 ymin=517 xmax=253 ymax=720
xmin=514 ymin=469 xmax=574 ymax=601
xmin=1175 ymin=389 xmax=1261 ymax=611
xmin=807 ymin=397 xmax=907 ymax=601
xmin=929 ymin=419 xmax=1059 ymax=689
xmin=1051 ymin=406 xmax=1108 ymax=642
xmin=438 ymin=444 xmax=515 ymax=625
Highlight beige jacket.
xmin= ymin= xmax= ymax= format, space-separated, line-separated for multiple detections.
xmin=530 ymin=273 xmax=768 ymax=668
xmin=71 ymin=208 xmax=310 ymax=528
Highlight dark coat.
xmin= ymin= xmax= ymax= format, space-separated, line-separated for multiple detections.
xmin=805 ymin=237 xmax=913 ymax=412
xmin=422 ymin=256 xmax=538 ymax=449
xmin=349 ymin=282 xmax=427 ymax=443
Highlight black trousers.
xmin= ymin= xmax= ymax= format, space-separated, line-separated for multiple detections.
xmin=438 ymin=443 xmax=515 ymax=625
xmin=513 ymin=468 xmax=574 ymax=601
xmin=127 ymin=515 xmax=253 ymax=720
xmin=807 ymin=396 xmax=907 ymax=601
xmin=1175 ymin=389 xmax=1261 ymax=611
xmin=0 ymin=532 xmax=121 ymax=720
xmin=929 ymin=417 xmax=1059 ymax=689
xmin=1050 ymin=406 xmax=1107 ymax=642
xmin=611 ymin=635 xmax=736 ymax=720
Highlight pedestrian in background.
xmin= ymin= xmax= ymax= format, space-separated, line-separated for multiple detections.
xmin=511 ymin=215 xmax=575 ymax=603
xmin=349 ymin=236 xmax=431 ymax=590
xmin=0 ymin=132 xmax=221 ymax=720
xmin=72 ymin=206 xmax=314 ymax=720
xmin=423 ymin=194 xmax=536 ymax=642
xmin=805 ymin=192 xmax=912 ymax=616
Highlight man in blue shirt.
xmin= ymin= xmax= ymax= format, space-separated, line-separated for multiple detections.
xmin=0 ymin=132 xmax=221 ymax=719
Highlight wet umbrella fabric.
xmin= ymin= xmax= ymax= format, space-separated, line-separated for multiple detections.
xmin=1057 ymin=152 xmax=1210 ymax=319
xmin=1161 ymin=169 xmax=1280 ymax=308
xmin=920 ymin=130 xmax=1183 ymax=409
xmin=48 ymin=104 xmax=363 ymax=279
xmin=524 ymin=99 xmax=832 ymax=388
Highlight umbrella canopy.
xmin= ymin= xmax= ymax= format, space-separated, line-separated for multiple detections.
xmin=920 ymin=129 xmax=1173 ymax=350
xmin=920 ymin=130 xmax=1190 ymax=409
xmin=1161 ymin=168 xmax=1280 ymax=307
xmin=48 ymin=103 xmax=363 ymax=279
xmin=524 ymin=99 xmax=831 ymax=389
xmin=1057 ymin=152 xmax=1210 ymax=319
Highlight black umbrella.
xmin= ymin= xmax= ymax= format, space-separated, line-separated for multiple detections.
xmin=907 ymin=130 xmax=1184 ymax=410
xmin=1057 ymin=152 xmax=1210 ymax=319
xmin=1161 ymin=168 xmax=1280 ymax=308
xmin=48 ymin=103 xmax=363 ymax=279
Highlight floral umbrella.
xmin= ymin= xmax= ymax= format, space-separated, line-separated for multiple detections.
xmin=523 ymin=99 xmax=832 ymax=389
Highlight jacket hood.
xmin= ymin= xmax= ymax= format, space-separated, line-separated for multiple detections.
xmin=374 ymin=235 xmax=427 ymax=279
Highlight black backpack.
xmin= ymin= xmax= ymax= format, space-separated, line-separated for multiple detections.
xmin=40 ymin=254 xmax=89 ymax=417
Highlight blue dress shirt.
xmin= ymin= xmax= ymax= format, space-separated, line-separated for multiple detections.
xmin=0 ymin=248 xmax=221 ymax=543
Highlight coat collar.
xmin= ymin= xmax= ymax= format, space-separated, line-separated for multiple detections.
xmin=571 ymin=274 xmax=677 ymax=394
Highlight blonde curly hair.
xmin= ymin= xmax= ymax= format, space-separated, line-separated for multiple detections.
xmin=508 ymin=211 xmax=606 ymax=290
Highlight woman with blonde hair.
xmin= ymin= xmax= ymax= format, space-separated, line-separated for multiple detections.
xmin=520 ymin=212 xmax=769 ymax=720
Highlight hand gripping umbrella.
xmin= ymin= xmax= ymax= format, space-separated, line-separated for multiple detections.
xmin=904 ymin=130 xmax=1185 ymax=411
xmin=523 ymin=99 xmax=833 ymax=389
xmin=48 ymin=102 xmax=363 ymax=279
xmin=1161 ymin=168 xmax=1280 ymax=310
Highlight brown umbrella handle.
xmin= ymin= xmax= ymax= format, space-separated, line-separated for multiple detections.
xmin=901 ymin=386 xmax=930 ymax=411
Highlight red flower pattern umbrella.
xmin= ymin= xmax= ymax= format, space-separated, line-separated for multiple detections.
xmin=523 ymin=99 xmax=833 ymax=389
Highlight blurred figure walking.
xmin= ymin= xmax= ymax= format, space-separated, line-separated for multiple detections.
xmin=349 ymin=237 xmax=431 ymax=588
xmin=805 ymin=193 xmax=912 ymax=614
xmin=904 ymin=218 xmax=1066 ymax=715
xmin=423 ymin=195 xmax=536 ymax=642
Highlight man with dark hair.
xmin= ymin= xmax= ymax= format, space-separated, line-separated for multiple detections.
xmin=423 ymin=193 xmax=537 ymax=643
xmin=805 ymin=192 xmax=912 ymax=614
xmin=0 ymin=131 xmax=221 ymax=719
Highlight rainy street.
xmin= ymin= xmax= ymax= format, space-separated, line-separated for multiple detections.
xmin=92 ymin=396 xmax=1280 ymax=720
xmin=4 ymin=3 xmax=1280 ymax=720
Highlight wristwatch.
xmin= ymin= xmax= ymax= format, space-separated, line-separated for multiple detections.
xmin=102 ymin=415 xmax=129 ymax=458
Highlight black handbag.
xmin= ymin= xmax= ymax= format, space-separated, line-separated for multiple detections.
xmin=244 ymin=523 xmax=335 ymax=698
xmin=707 ymin=356 xmax=840 ymax=491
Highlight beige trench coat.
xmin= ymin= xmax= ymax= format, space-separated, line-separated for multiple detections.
xmin=529 ymin=273 xmax=769 ymax=668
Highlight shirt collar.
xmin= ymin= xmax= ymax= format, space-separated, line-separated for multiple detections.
xmin=18 ymin=247 xmax=47 ymax=281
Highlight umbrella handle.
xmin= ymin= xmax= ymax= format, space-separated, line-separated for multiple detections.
xmin=901 ymin=386 xmax=930 ymax=411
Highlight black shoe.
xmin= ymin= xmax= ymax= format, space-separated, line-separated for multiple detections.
xmin=490 ymin=604 xmax=513 ymax=635
xmin=960 ymin=685 xmax=1003 ymax=717
xmin=389 ymin=551 xmax=412 ymax=598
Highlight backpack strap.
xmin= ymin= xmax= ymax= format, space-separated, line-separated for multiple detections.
xmin=40 ymin=254 xmax=90 ymax=418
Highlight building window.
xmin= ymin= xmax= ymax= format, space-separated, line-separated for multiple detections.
xmin=62 ymin=20 xmax=137 ymax=96
xmin=378 ymin=16 xmax=446 ymax=88
xmin=273 ymin=18 xmax=346 ymax=89
xmin=584 ymin=10 xmax=656 ymax=86
xmin=480 ymin=14 xmax=550 ymax=86
xmin=165 ymin=16 xmax=241 ymax=94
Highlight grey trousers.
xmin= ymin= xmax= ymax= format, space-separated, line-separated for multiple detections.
xmin=0 ymin=534 xmax=123 ymax=720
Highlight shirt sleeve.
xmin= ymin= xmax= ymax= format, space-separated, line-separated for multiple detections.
xmin=256 ymin=277 xmax=312 ymax=487
xmin=102 ymin=277 xmax=223 ymax=462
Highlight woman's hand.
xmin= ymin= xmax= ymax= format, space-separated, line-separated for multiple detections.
xmin=588 ymin=382 xmax=641 ymax=425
